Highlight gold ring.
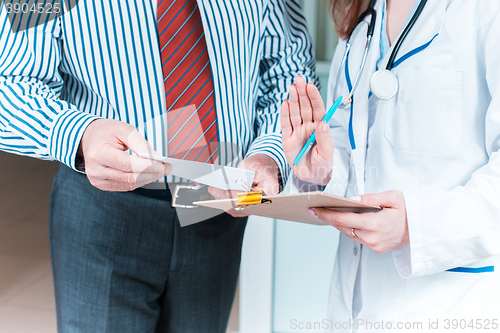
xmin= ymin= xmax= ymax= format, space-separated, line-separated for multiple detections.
xmin=351 ymin=228 xmax=358 ymax=239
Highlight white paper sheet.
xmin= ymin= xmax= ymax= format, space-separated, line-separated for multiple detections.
xmin=138 ymin=153 xmax=255 ymax=191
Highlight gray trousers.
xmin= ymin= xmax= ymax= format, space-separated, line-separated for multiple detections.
xmin=49 ymin=164 xmax=246 ymax=332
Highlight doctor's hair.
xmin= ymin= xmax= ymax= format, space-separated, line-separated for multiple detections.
xmin=330 ymin=0 xmax=372 ymax=40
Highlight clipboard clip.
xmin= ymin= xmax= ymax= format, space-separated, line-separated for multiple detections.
xmin=172 ymin=184 xmax=204 ymax=209
xmin=234 ymin=190 xmax=272 ymax=211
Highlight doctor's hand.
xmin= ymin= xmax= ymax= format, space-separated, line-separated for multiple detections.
xmin=79 ymin=119 xmax=172 ymax=192
xmin=309 ymin=191 xmax=409 ymax=254
xmin=208 ymin=154 xmax=280 ymax=217
xmin=281 ymin=76 xmax=334 ymax=185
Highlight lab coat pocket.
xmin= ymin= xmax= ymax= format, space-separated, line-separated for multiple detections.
xmin=384 ymin=69 xmax=463 ymax=152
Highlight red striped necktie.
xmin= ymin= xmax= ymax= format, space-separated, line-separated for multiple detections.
xmin=157 ymin=0 xmax=219 ymax=163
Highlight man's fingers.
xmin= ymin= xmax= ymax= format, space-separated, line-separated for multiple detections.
xmin=312 ymin=208 xmax=367 ymax=229
xmin=87 ymin=149 xmax=171 ymax=192
xmin=88 ymin=166 xmax=167 ymax=191
xmin=120 ymin=127 xmax=155 ymax=156
xmin=252 ymin=178 xmax=280 ymax=196
xmin=208 ymin=187 xmax=230 ymax=200
xmin=207 ymin=187 xmax=248 ymax=217
xmin=80 ymin=119 xmax=174 ymax=192
xmin=88 ymin=179 xmax=133 ymax=192
xmin=207 ymin=187 xmax=244 ymax=200
xmin=109 ymin=166 xmax=166 ymax=186
xmin=289 ymin=83 xmax=302 ymax=127
xmin=226 ymin=210 xmax=249 ymax=218
xmin=296 ymin=76 xmax=313 ymax=123
xmin=101 ymin=149 xmax=170 ymax=174
xmin=357 ymin=191 xmax=401 ymax=208
xmin=307 ymin=82 xmax=326 ymax=122
xmin=281 ymin=99 xmax=293 ymax=139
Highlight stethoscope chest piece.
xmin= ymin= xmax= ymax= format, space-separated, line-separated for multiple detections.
xmin=370 ymin=69 xmax=398 ymax=100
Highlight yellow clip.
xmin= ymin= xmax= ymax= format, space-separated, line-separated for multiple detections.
xmin=237 ymin=191 xmax=264 ymax=206
xmin=235 ymin=191 xmax=272 ymax=211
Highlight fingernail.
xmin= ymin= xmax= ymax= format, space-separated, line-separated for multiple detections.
xmin=164 ymin=164 xmax=171 ymax=176
xmin=350 ymin=196 xmax=362 ymax=202
xmin=307 ymin=209 xmax=318 ymax=218
xmin=323 ymin=122 xmax=328 ymax=132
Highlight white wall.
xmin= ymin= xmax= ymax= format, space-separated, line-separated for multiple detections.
xmin=272 ymin=221 xmax=339 ymax=333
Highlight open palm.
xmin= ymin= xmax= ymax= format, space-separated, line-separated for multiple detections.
xmin=281 ymin=76 xmax=334 ymax=185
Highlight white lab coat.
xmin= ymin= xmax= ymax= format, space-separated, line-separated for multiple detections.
xmin=321 ymin=0 xmax=500 ymax=331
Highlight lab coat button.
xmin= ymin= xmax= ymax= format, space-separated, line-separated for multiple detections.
xmin=353 ymin=246 xmax=358 ymax=256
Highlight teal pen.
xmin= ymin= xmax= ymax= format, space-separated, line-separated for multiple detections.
xmin=292 ymin=96 xmax=343 ymax=169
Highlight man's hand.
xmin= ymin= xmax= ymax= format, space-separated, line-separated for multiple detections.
xmin=309 ymin=191 xmax=409 ymax=254
xmin=208 ymin=154 xmax=281 ymax=217
xmin=80 ymin=119 xmax=172 ymax=192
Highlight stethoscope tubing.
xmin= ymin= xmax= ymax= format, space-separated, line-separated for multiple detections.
xmin=335 ymin=4 xmax=377 ymax=105
xmin=336 ymin=0 xmax=428 ymax=104
xmin=334 ymin=0 xmax=429 ymax=150
xmin=386 ymin=0 xmax=428 ymax=70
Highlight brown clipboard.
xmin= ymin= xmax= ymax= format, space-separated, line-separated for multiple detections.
xmin=194 ymin=191 xmax=381 ymax=226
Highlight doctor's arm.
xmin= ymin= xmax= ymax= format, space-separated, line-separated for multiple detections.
xmin=314 ymin=15 xmax=500 ymax=278
xmin=283 ymin=38 xmax=352 ymax=195
xmin=387 ymin=16 xmax=500 ymax=278
xmin=281 ymin=77 xmax=334 ymax=185
xmin=387 ymin=14 xmax=500 ymax=278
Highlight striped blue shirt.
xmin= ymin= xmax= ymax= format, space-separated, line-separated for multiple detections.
xmin=0 ymin=0 xmax=318 ymax=183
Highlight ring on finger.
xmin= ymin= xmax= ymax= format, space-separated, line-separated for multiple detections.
xmin=351 ymin=228 xmax=358 ymax=239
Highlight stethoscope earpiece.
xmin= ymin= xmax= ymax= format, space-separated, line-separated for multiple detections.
xmin=342 ymin=97 xmax=353 ymax=106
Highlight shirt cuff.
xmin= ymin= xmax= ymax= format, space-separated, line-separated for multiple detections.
xmin=48 ymin=109 xmax=100 ymax=172
xmin=392 ymin=191 xmax=421 ymax=278
xmin=395 ymin=189 xmax=486 ymax=279
xmin=245 ymin=133 xmax=289 ymax=187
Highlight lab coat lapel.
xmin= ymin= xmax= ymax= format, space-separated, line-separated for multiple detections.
xmin=348 ymin=0 xmax=385 ymax=195
xmin=379 ymin=0 xmax=447 ymax=69
xmin=348 ymin=0 xmax=446 ymax=196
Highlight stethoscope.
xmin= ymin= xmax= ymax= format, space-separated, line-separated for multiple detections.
xmin=336 ymin=0 xmax=428 ymax=104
